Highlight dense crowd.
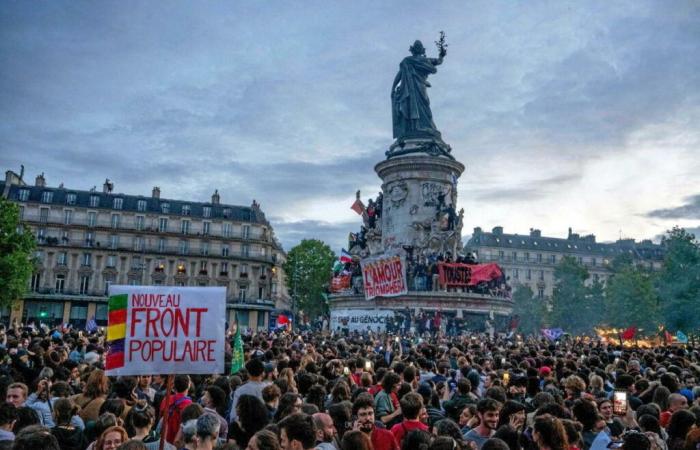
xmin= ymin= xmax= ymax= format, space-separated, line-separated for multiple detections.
xmin=1 ymin=321 xmax=699 ymax=450
xmin=333 ymin=251 xmax=511 ymax=299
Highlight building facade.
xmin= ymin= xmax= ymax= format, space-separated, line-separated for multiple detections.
xmin=1 ymin=169 xmax=290 ymax=331
xmin=466 ymin=226 xmax=665 ymax=300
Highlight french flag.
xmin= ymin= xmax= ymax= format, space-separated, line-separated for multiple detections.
xmin=340 ymin=249 xmax=353 ymax=264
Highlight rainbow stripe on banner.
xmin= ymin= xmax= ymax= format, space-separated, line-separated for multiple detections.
xmin=106 ymin=294 xmax=127 ymax=370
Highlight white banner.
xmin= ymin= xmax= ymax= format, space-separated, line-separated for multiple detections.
xmin=330 ymin=308 xmax=395 ymax=332
xmin=360 ymin=253 xmax=408 ymax=300
xmin=105 ymin=286 xmax=226 ymax=376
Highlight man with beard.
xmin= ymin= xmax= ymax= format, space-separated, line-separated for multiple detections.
xmin=463 ymin=398 xmax=501 ymax=450
xmin=313 ymin=413 xmax=338 ymax=450
xmin=352 ymin=394 xmax=399 ymax=450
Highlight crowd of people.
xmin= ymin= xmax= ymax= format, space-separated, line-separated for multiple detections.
xmin=332 ymin=251 xmax=511 ymax=299
xmin=1 ymin=321 xmax=700 ymax=450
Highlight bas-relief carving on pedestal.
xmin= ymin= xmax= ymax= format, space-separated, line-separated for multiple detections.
xmin=388 ymin=181 xmax=408 ymax=208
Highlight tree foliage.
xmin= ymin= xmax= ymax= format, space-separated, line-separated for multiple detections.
xmin=549 ymin=256 xmax=601 ymax=333
xmin=604 ymin=258 xmax=659 ymax=331
xmin=656 ymin=226 xmax=700 ymax=331
xmin=0 ymin=198 xmax=36 ymax=308
xmin=511 ymin=284 xmax=546 ymax=336
xmin=283 ymin=239 xmax=336 ymax=318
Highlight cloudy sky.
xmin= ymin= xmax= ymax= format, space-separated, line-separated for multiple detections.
xmin=2 ymin=1 xmax=699 ymax=253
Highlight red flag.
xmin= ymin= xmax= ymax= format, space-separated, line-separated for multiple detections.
xmin=350 ymin=199 xmax=365 ymax=215
xmin=621 ymin=326 xmax=637 ymax=340
xmin=664 ymin=330 xmax=673 ymax=343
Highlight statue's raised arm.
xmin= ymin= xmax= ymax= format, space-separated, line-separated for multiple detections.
xmin=391 ymin=34 xmax=448 ymax=142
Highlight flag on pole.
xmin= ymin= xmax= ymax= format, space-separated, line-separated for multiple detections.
xmin=351 ymin=198 xmax=365 ymax=215
xmin=541 ymin=328 xmax=564 ymax=341
xmin=676 ymin=330 xmax=688 ymax=344
xmin=340 ymin=249 xmax=353 ymax=264
xmin=230 ymin=313 xmax=244 ymax=374
xmin=86 ymin=316 xmax=98 ymax=333
xmin=621 ymin=326 xmax=637 ymax=341
xmin=276 ymin=314 xmax=291 ymax=330
xmin=664 ymin=330 xmax=674 ymax=344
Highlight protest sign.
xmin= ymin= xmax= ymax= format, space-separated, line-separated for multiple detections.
xmin=330 ymin=274 xmax=352 ymax=293
xmin=330 ymin=308 xmax=395 ymax=332
xmin=438 ymin=263 xmax=472 ymax=287
xmin=360 ymin=253 xmax=407 ymax=300
xmin=106 ymin=286 xmax=226 ymax=376
xmin=437 ymin=263 xmax=503 ymax=287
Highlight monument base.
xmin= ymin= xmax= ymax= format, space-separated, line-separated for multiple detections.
xmin=329 ymin=291 xmax=513 ymax=333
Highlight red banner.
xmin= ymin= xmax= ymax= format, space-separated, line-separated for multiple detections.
xmin=469 ymin=263 xmax=503 ymax=285
xmin=330 ymin=275 xmax=351 ymax=293
xmin=438 ymin=263 xmax=503 ymax=287
xmin=438 ymin=263 xmax=472 ymax=286
xmin=360 ymin=254 xmax=408 ymax=300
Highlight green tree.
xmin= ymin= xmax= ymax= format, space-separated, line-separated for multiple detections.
xmin=604 ymin=258 xmax=659 ymax=331
xmin=0 ymin=198 xmax=36 ymax=308
xmin=549 ymin=256 xmax=601 ymax=333
xmin=511 ymin=284 xmax=546 ymax=336
xmin=656 ymin=227 xmax=700 ymax=331
xmin=283 ymin=239 xmax=336 ymax=318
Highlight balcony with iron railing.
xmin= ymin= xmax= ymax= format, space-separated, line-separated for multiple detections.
xmin=33 ymin=238 xmax=276 ymax=263
xmin=22 ymin=212 xmax=268 ymax=242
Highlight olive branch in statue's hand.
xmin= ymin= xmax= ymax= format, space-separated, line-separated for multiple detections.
xmin=435 ymin=31 xmax=448 ymax=58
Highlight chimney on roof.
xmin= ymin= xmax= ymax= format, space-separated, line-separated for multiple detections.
xmin=35 ymin=172 xmax=46 ymax=187
xmin=20 ymin=165 xmax=24 ymax=181
xmin=568 ymin=227 xmax=573 ymax=239
xmin=530 ymin=228 xmax=541 ymax=238
xmin=212 ymin=189 xmax=220 ymax=205
xmin=492 ymin=226 xmax=503 ymax=235
xmin=103 ymin=179 xmax=113 ymax=193
xmin=473 ymin=227 xmax=482 ymax=234
xmin=152 ymin=186 xmax=160 ymax=199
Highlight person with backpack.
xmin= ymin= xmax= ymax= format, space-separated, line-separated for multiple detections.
xmin=160 ymin=375 xmax=192 ymax=444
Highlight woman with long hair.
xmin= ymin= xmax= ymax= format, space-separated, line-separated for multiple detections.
xmin=279 ymin=368 xmax=298 ymax=394
xmin=229 ymin=394 xmax=271 ymax=447
xmin=50 ymin=398 xmax=88 ymax=450
xmin=666 ymin=410 xmax=695 ymax=450
xmin=532 ymin=417 xmax=568 ymax=450
xmin=73 ymin=369 xmax=110 ymax=422
xmin=652 ymin=386 xmax=671 ymax=413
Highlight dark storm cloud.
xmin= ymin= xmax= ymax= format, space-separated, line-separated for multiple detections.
xmin=647 ymin=195 xmax=700 ymax=220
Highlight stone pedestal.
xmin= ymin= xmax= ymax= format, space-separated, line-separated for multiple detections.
xmin=375 ymin=154 xmax=465 ymax=257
